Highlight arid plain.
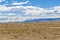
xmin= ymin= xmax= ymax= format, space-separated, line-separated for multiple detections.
xmin=0 ymin=21 xmax=60 ymax=40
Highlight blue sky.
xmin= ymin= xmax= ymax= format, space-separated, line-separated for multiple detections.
xmin=0 ymin=0 xmax=60 ymax=22
xmin=0 ymin=0 xmax=60 ymax=8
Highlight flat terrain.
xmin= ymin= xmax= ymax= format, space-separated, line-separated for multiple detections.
xmin=0 ymin=21 xmax=60 ymax=40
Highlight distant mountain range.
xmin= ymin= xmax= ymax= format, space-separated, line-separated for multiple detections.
xmin=24 ymin=18 xmax=60 ymax=22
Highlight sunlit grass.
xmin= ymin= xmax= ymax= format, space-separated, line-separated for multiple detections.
xmin=0 ymin=21 xmax=60 ymax=40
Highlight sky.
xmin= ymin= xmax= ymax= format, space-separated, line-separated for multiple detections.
xmin=0 ymin=0 xmax=60 ymax=7
xmin=0 ymin=0 xmax=60 ymax=22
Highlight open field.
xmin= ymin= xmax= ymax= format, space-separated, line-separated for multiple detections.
xmin=0 ymin=21 xmax=60 ymax=40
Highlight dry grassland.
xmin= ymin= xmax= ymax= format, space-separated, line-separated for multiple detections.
xmin=0 ymin=21 xmax=60 ymax=40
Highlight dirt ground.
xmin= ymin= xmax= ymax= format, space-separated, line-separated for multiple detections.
xmin=0 ymin=21 xmax=60 ymax=40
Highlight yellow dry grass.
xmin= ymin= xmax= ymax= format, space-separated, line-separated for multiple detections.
xmin=0 ymin=21 xmax=60 ymax=40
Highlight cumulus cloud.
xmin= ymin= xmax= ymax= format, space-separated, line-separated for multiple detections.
xmin=0 ymin=5 xmax=11 ymax=11
xmin=0 ymin=5 xmax=60 ymax=22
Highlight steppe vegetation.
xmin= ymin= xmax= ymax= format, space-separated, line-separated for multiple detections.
xmin=0 ymin=21 xmax=60 ymax=40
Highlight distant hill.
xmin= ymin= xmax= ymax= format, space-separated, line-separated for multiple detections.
xmin=24 ymin=18 xmax=60 ymax=22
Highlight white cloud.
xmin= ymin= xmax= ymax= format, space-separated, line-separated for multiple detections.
xmin=0 ymin=5 xmax=11 ymax=11
xmin=7 ymin=13 xmax=17 ymax=15
xmin=0 ymin=5 xmax=60 ymax=22
xmin=12 ymin=1 xmax=29 ymax=5
xmin=0 ymin=0 xmax=5 ymax=2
